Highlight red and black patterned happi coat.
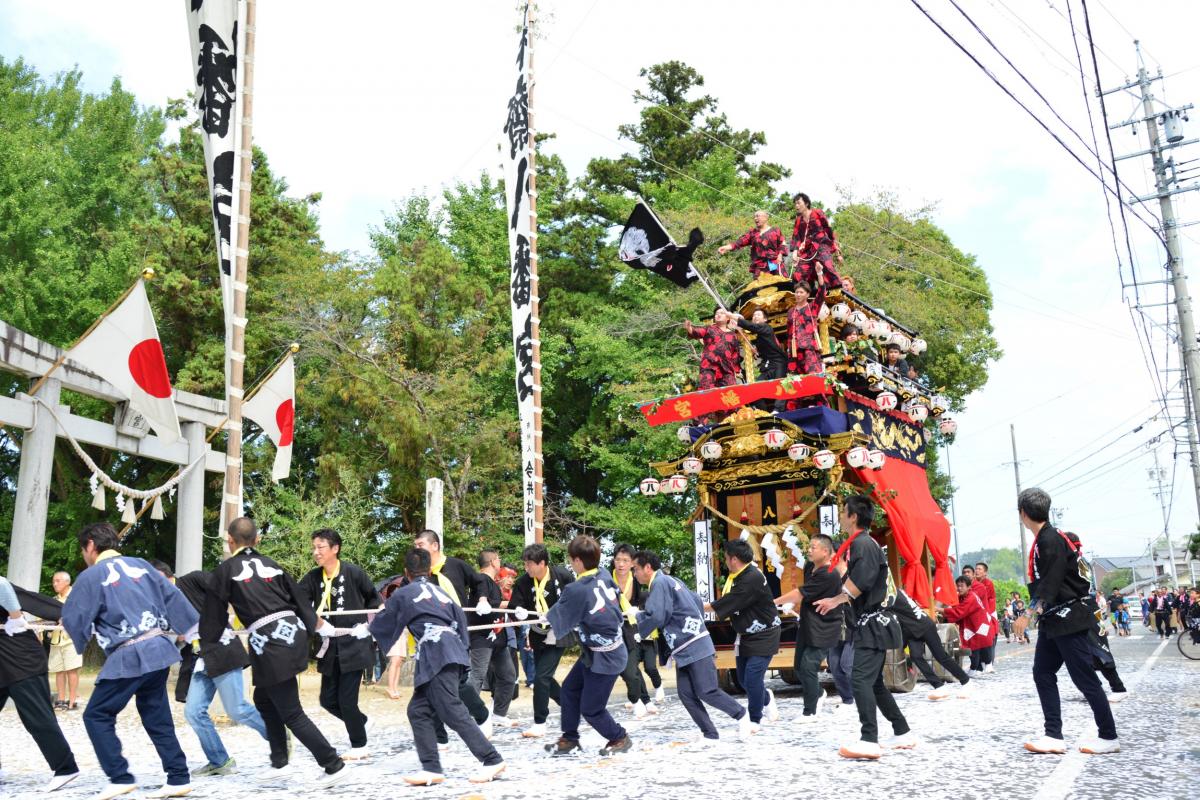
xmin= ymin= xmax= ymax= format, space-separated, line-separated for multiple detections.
xmin=787 ymin=300 xmax=824 ymax=376
xmin=790 ymin=208 xmax=843 ymax=290
xmin=729 ymin=226 xmax=788 ymax=276
xmin=688 ymin=324 xmax=743 ymax=389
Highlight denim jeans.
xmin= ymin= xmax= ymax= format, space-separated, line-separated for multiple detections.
xmin=827 ymin=639 xmax=855 ymax=703
xmin=185 ymin=667 xmax=268 ymax=767
xmin=734 ymin=654 xmax=771 ymax=723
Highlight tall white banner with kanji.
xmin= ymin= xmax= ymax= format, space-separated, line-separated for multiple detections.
xmin=503 ymin=6 xmax=538 ymax=544
xmin=185 ymin=0 xmax=245 ymax=398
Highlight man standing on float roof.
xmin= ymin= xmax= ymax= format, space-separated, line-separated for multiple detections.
xmin=813 ymin=496 xmax=916 ymax=760
xmin=201 ymin=517 xmax=348 ymax=787
xmin=718 ymin=209 xmax=788 ymax=277
xmin=299 ymin=528 xmax=382 ymax=760
xmin=61 ymin=522 xmax=198 ymax=800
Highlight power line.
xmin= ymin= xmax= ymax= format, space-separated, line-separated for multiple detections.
xmin=908 ymin=0 xmax=1165 ymax=247
xmin=1024 ymin=408 xmax=1161 ymax=486
xmin=1044 ymin=428 xmax=1172 ymax=495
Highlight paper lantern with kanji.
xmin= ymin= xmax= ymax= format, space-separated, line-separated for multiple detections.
xmin=681 ymin=457 xmax=703 ymax=475
xmin=812 ymin=449 xmax=837 ymax=470
xmin=906 ymin=403 xmax=929 ymax=422
xmin=845 ymin=446 xmax=870 ymax=469
xmin=763 ymin=428 xmax=789 ymax=450
xmin=677 ymin=426 xmax=693 ymax=444
xmin=787 ymin=443 xmax=811 ymax=462
xmin=639 ymin=478 xmax=661 ymax=496
xmin=660 ymin=474 xmax=689 ymax=494
xmin=831 ymin=302 xmax=850 ymax=322
xmin=867 ymin=449 xmax=886 ymax=470
xmin=887 ymin=332 xmax=911 ymax=352
xmin=876 ymin=391 xmax=898 ymax=411
xmin=910 ymin=337 xmax=928 ymax=355
xmin=847 ymin=310 xmax=869 ymax=329
xmin=700 ymin=441 xmax=723 ymax=461
xmin=939 ymin=418 xmax=958 ymax=436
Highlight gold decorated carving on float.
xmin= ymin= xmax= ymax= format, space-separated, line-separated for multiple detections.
xmin=847 ymin=406 xmax=927 ymax=464
xmin=700 ymin=459 xmax=819 ymax=489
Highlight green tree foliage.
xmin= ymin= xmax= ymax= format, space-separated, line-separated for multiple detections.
xmin=961 ymin=548 xmax=1025 ymax=583
xmin=1100 ymin=568 xmax=1133 ymax=595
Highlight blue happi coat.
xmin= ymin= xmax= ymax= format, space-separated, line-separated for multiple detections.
xmin=368 ymin=575 xmax=470 ymax=688
xmin=636 ymin=573 xmax=714 ymax=667
xmin=61 ymin=551 xmax=198 ymax=681
xmin=546 ymin=567 xmax=627 ymax=675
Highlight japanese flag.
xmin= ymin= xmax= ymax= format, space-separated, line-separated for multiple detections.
xmin=242 ymin=354 xmax=294 ymax=482
xmin=66 ymin=281 xmax=181 ymax=443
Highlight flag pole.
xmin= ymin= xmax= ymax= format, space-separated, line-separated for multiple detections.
xmin=527 ymin=3 xmax=545 ymax=545
xmin=221 ymin=0 xmax=256 ymax=544
xmin=28 ymin=269 xmax=156 ymax=397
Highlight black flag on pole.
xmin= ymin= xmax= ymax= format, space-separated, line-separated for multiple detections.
xmin=618 ymin=199 xmax=703 ymax=288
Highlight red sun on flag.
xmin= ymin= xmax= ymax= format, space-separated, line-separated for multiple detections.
xmin=276 ymin=399 xmax=295 ymax=446
xmin=128 ymin=339 xmax=173 ymax=399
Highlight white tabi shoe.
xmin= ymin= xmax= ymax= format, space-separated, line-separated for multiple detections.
xmin=479 ymin=712 xmax=494 ymax=740
xmin=795 ymin=713 xmax=821 ymax=725
xmin=927 ymin=685 xmax=953 ymax=701
xmin=1079 ymin=736 xmax=1120 ymax=754
xmin=1107 ymin=690 xmax=1130 ymax=704
xmin=94 ymin=783 xmax=137 ymax=800
xmin=737 ymin=714 xmax=754 ymax=741
xmin=983 ymin=663 xmax=995 ymax=674
xmin=886 ymin=732 xmax=919 ymax=750
xmin=44 ymin=772 xmax=80 ymax=792
xmin=342 ymin=746 xmax=370 ymax=761
xmin=319 ymin=765 xmax=350 ymax=789
xmin=645 ymin=701 xmax=660 ymax=715
xmin=1023 ymin=735 xmax=1067 ymax=754
xmin=623 ymin=702 xmax=635 ymax=710
xmin=956 ymin=681 xmax=974 ymax=698
xmin=633 ymin=700 xmax=648 ymax=719
xmin=403 ymin=771 xmax=445 ymax=786
xmin=522 ymin=722 xmax=547 ymax=739
xmin=838 ymin=740 xmax=882 ymax=760
xmin=146 ymin=783 xmax=192 ymax=798
xmin=655 ymin=686 xmax=666 ymax=704
xmin=469 ymin=762 xmax=506 ymax=784
xmin=491 ymin=714 xmax=518 ymax=728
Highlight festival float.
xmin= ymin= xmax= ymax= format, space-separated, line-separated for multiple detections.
xmin=636 ymin=270 xmax=965 ymax=692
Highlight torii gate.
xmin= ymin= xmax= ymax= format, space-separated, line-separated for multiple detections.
xmin=1 ymin=320 xmax=226 ymax=590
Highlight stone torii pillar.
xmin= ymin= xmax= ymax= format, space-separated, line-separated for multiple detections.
xmin=8 ymin=380 xmax=63 ymax=591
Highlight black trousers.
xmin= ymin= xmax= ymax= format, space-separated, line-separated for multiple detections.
xmin=1099 ymin=665 xmax=1126 ymax=693
xmin=470 ymin=638 xmax=516 ymax=718
xmin=319 ymin=667 xmax=368 ymax=748
xmin=620 ymin=632 xmax=649 ymax=704
xmin=792 ymin=642 xmax=828 ymax=714
xmin=1155 ymin=611 xmax=1170 ymax=637
xmin=410 ymin=666 xmax=501 ymax=774
xmin=530 ymin=637 xmax=564 ymax=725
xmin=908 ymin=628 xmax=969 ymax=688
xmin=1032 ymin=629 xmax=1117 ymax=740
xmin=968 ymin=644 xmax=995 ymax=670
xmin=432 ymin=664 xmax=490 ymax=743
xmin=638 ymin=640 xmax=662 ymax=689
xmin=0 ymin=673 xmax=78 ymax=775
xmin=754 ymin=359 xmax=788 ymax=411
xmin=676 ymin=658 xmax=745 ymax=739
xmin=254 ymin=677 xmax=341 ymax=772
xmin=851 ymin=646 xmax=910 ymax=744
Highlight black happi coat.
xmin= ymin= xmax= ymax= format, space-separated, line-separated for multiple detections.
xmin=299 ymin=562 xmax=382 ymax=675
xmin=798 ymin=561 xmax=844 ymax=649
xmin=710 ymin=563 xmax=781 ymax=658
xmin=0 ymin=584 xmax=58 ymax=688
xmin=177 ymin=570 xmax=250 ymax=679
xmin=509 ymin=565 xmax=576 ymax=642
xmin=202 ymin=547 xmax=317 ymax=687
xmin=468 ymin=574 xmax=505 ymax=651
xmin=844 ymin=533 xmax=902 ymax=651
xmin=1027 ymin=523 xmax=1096 ymax=638
xmin=889 ymin=588 xmax=937 ymax=642
xmin=736 ymin=318 xmax=787 ymax=367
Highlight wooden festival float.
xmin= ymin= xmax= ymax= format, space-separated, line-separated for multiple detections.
xmin=637 ymin=273 xmax=965 ymax=691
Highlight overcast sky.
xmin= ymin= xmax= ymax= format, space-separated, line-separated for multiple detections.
xmin=4 ymin=1 xmax=1200 ymax=568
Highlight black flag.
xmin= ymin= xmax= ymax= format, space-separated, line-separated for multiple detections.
xmin=618 ymin=199 xmax=703 ymax=288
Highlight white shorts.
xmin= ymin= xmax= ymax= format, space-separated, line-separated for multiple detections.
xmin=48 ymin=643 xmax=83 ymax=673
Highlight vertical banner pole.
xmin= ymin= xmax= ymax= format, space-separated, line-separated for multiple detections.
xmin=221 ymin=0 xmax=255 ymax=544
xmin=527 ymin=5 xmax=544 ymax=544
xmin=425 ymin=478 xmax=445 ymax=546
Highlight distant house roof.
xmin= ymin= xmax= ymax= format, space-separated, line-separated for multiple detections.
xmin=1093 ymin=556 xmax=1144 ymax=572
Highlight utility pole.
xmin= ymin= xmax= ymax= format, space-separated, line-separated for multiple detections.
xmin=1148 ymin=447 xmax=1181 ymax=588
xmin=1102 ymin=42 xmax=1200 ymax=520
xmin=1010 ymin=424 xmax=1027 ymax=565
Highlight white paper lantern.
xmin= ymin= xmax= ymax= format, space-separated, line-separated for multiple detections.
xmin=812 ymin=449 xmax=837 ymax=470
xmin=818 ymin=303 xmax=830 ymax=321
xmin=677 ymin=426 xmax=693 ymax=444
xmin=910 ymin=337 xmax=928 ymax=355
xmin=906 ymin=403 xmax=929 ymax=422
xmin=787 ymin=443 xmax=812 ymax=462
xmin=763 ymin=428 xmax=789 ymax=450
xmin=700 ymin=441 xmax=723 ymax=461
xmin=639 ymin=478 xmax=661 ymax=496
xmin=661 ymin=474 xmax=689 ymax=494
xmin=939 ymin=418 xmax=958 ymax=436
xmin=871 ymin=321 xmax=892 ymax=344
xmin=887 ymin=332 xmax=911 ymax=352
xmin=867 ymin=449 xmax=886 ymax=470
xmin=831 ymin=302 xmax=850 ymax=322
xmin=681 ymin=457 xmax=703 ymax=475
xmin=845 ymin=446 xmax=870 ymax=469
xmin=875 ymin=391 xmax=898 ymax=411
xmin=847 ymin=310 xmax=869 ymax=329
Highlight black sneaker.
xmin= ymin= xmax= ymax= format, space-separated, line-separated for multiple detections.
xmin=544 ymin=738 xmax=583 ymax=757
xmin=599 ymin=736 xmax=633 ymax=756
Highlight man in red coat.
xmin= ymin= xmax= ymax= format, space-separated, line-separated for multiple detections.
xmin=970 ymin=562 xmax=998 ymax=673
xmin=944 ymin=576 xmax=997 ymax=675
